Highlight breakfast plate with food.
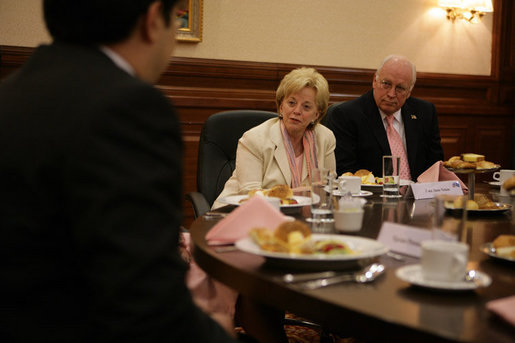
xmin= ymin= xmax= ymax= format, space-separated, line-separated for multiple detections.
xmin=235 ymin=221 xmax=389 ymax=270
xmin=339 ymin=169 xmax=412 ymax=187
xmin=218 ymin=195 xmax=311 ymax=208
xmin=480 ymin=235 xmax=515 ymax=262
xmin=219 ymin=184 xmax=311 ymax=207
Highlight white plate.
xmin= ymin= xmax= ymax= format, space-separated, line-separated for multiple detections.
xmin=335 ymin=190 xmax=373 ymax=197
xmin=218 ymin=195 xmax=312 ymax=208
xmin=480 ymin=243 xmax=515 ymax=262
xmin=361 ymin=179 xmax=413 ymax=188
xmin=444 ymin=201 xmax=512 ymax=214
xmin=396 ymin=264 xmax=491 ymax=291
xmin=235 ymin=234 xmax=389 ymax=270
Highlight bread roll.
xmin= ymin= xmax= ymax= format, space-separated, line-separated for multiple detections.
xmin=248 ymin=189 xmax=265 ymax=197
xmin=476 ymin=160 xmax=496 ymax=170
xmin=461 ymin=153 xmax=484 ymax=162
xmin=474 ymin=193 xmax=490 ymax=207
xmin=266 ymin=184 xmax=293 ymax=199
xmin=455 ymin=161 xmax=476 ymax=170
xmin=354 ymin=169 xmax=371 ymax=177
xmin=249 ymin=228 xmax=289 ymax=253
xmin=493 ymin=235 xmax=515 ymax=249
xmin=503 ymin=175 xmax=515 ymax=191
xmin=493 ymin=234 xmax=515 ymax=258
xmin=465 ymin=200 xmax=479 ymax=210
xmin=274 ymin=220 xmax=311 ymax=243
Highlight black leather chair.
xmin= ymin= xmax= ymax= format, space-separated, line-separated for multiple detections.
xmin=186 ymin=110 xmax=277 ymax=218
xmin=321 ymin=101 xmax=345 ymax=126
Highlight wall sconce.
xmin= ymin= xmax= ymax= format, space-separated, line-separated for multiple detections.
xmin=438 ymin=0 xmax=493 ymax=23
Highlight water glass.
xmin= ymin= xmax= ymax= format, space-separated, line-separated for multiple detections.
xmin=310 ymin=168 xmax=335 ymax=233
xmin=382 ymin=155 xmax=401 ymax=198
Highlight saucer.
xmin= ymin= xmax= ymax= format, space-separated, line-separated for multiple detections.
xmin=488 ymin=181 xmax=501 ymax=187
xmin=333 ymin=190 xmax=373 ymax=197
xmin=395 ymin=264 xmax=491 ymax=291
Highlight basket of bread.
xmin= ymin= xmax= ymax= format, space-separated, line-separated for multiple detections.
xmin=443 ymin=153 xmax=500 ymax=172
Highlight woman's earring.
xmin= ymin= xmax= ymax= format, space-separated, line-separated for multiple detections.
xmin=278 ymin=113 xmax=284 ymax=119
xmin=311 ymin=120 xmax=315 ymax=125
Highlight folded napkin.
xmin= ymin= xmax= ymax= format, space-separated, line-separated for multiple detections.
xmin=417 ymin=161 xmax=468 ymax=192
xmin=205 ymin=195 xmax=290 ymax=245
xmin=486 ymin=295 xmax=515 ymax=327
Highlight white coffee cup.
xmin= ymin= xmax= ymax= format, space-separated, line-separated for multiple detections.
xmin=333 ymin=209 xmax=364 ymax=232
xmin=421 ymin=240 xmax=469 ymax=282
xmin=338 ymin=176 xmax=361 ymax=194
xmin=493 ymin=169 xmax=515 ymax=196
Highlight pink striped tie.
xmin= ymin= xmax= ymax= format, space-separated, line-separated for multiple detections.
xmin=385 ymin=115 xmax=411 ymax=181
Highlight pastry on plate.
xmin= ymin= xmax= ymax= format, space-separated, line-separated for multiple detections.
xmin=265 ymin=184 xmax=294 ymax=200
xmin=492 ymin=234 xmax=515 ymax=259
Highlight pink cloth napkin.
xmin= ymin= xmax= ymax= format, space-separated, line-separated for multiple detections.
xmin=417 ymin=161 xmax=468 ymax=192
xmin=205 ymin=195 xmax=290 ymax=245
xmin=486 ymin=295 xmax=515 ymax=327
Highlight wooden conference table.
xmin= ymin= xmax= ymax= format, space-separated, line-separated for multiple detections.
xmin=189 ymin=185 xmax=515 ymax=343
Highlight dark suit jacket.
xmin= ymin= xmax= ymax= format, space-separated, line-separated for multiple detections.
xmin=0 ymin=43 xmax=236 ymax=342
xmin=325 ymin=90 xmax=444 ymax=180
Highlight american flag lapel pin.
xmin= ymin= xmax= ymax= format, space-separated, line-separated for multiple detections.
xmin=410 ymin=114 xmax=417 ymax=120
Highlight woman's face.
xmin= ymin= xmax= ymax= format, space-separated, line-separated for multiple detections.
xmin=279 ymin=87 xmax=319 ymax=137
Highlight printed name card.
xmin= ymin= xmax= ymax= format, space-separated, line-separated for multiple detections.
xmin=410 ymin=181 xmax=463 ymax=200
xmin=377 ymin=222 xmax=432 ymax=257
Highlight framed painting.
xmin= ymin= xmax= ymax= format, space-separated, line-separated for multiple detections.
xmin=176 ymin=0 xmax=203 ymax=42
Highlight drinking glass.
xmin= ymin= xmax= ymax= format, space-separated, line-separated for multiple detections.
xmin=382 ymin=155 xmax=401 ymax=198
xmin=309 ymin=168 xmax=336 ymax=233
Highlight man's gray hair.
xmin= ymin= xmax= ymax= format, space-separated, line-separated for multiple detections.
xmin=376 ymin=55 xmax=417 ymax=90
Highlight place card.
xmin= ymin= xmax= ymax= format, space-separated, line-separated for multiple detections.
xmin=377 ymin=222 xmax=432 ymax=257
xmin=410 ymin=181 xmax=463 ymax=200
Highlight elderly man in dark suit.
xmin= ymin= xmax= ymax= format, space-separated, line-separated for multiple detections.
xmin=0 ymin=1 xmax=238 ymax=342
xmin=325 ymin=55 xmax=444 ymax=180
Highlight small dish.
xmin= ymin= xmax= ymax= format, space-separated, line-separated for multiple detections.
xmin=396 ymin=264 xmax=491 ymax=291
xmin=480 ymin=243 xmax=515 ymax=263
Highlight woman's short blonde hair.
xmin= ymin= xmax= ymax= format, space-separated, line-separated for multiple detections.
xmin=275 ymin=67 xmax=330 ymax=126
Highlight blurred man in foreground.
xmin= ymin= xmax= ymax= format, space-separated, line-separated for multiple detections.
xmin=0 ymin=1 xmax=237 ymax=342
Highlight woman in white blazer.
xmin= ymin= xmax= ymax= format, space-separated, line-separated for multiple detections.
xmin=213 ymin=67 xmax=336 ymax=209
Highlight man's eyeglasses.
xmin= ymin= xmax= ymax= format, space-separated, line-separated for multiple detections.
xmin=378 ymin=80 xmax=410 ymax=96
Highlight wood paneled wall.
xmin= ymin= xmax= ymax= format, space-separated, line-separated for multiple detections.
xmin=1 ymin=0 xmax=514 ymax=228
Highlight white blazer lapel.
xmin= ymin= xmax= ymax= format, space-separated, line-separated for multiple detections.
xmin=270 ymin=121 xmax=292 ymax=187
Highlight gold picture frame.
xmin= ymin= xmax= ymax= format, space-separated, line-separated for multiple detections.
xmin=176 ymin=0 xmax=203 ymax=42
